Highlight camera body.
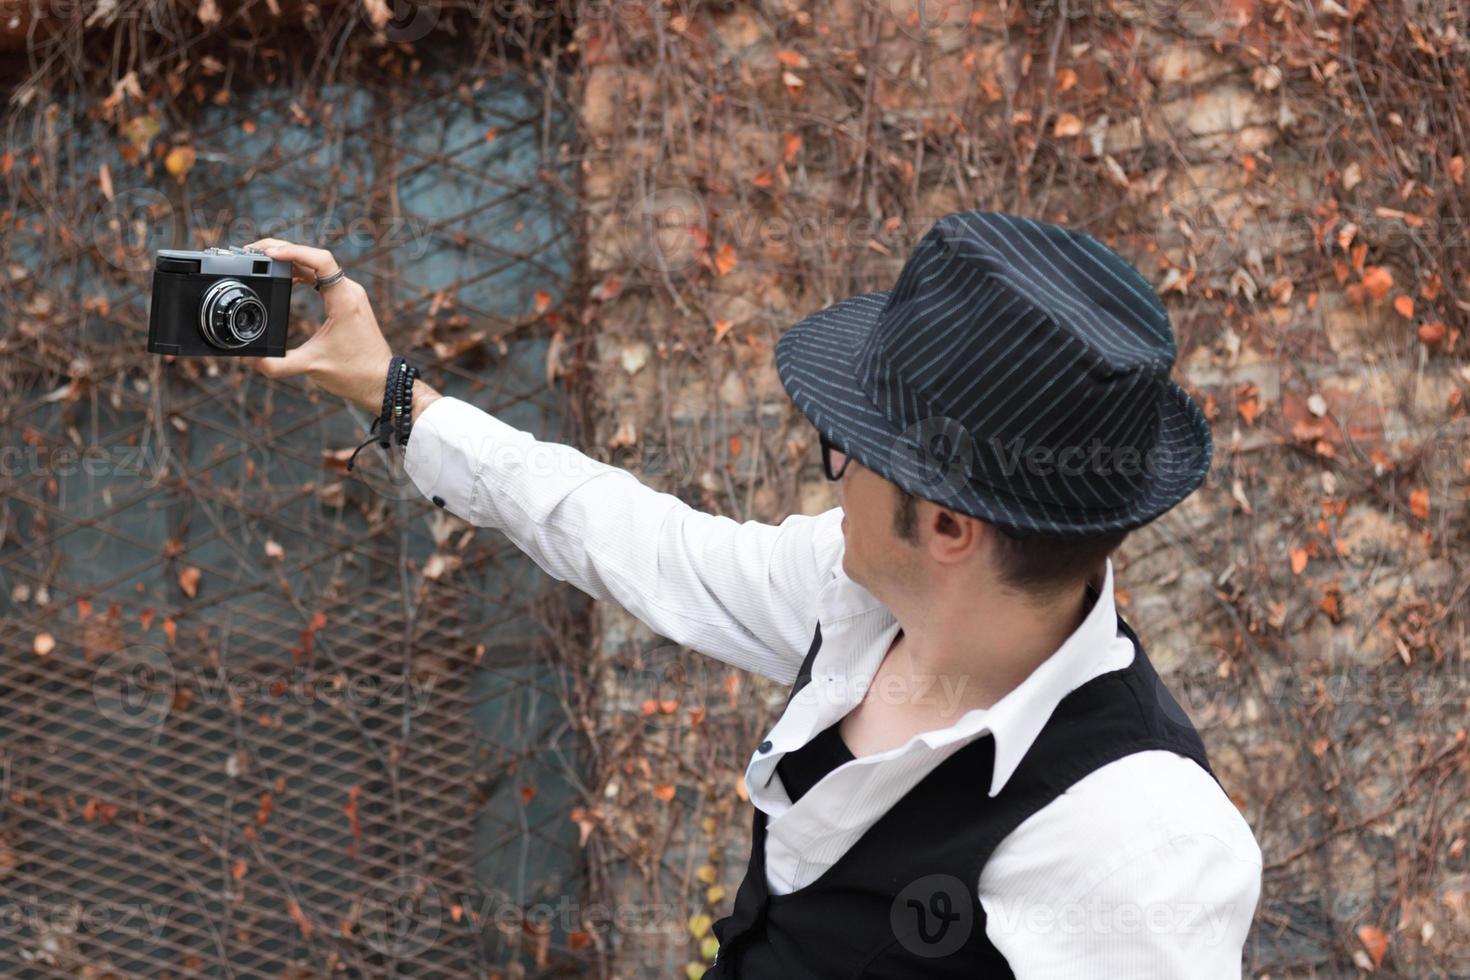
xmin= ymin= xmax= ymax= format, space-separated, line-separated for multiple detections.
xmin=148 ymin=246 xmax=293 ymax=357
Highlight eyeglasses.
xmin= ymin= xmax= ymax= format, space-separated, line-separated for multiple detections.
xmin=820 ymin=431 xmax=850 ymax=481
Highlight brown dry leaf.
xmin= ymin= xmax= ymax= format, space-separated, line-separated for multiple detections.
xmin=178 ymin=565 xmax=201 ymax=599
xmin=33 ymin=633 xmax=55 ymax=657
xmin=713 ymin=242 xmax=738 ymax=276
xmin=1361 ymin=265 xmax=1394 ymax=302
xmin=1056 ymin=68 xmax=1077 ymax=93
xmin=1356 ymin=924 xmax=1388 ymax=968
xmin=1393 ymin=294 xmax=1414 ymax=318
xmin=1053 ymin=113 xmax=1084 ymax=138
xmin=1409 ymin=488 xmax=1430 ymax=521
xmin=1290 ymin=548 xmax=1309 ymax=575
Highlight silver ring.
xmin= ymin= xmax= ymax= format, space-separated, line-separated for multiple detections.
xmin=314 ymin=268 xmax=347 ymax=291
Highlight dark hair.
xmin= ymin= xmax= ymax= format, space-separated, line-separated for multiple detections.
xmin=892 ymin=486 xmax=1127 ymax=597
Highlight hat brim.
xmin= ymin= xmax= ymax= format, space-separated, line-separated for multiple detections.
xmin=775 ymin=290 xmax=1214 ymax=536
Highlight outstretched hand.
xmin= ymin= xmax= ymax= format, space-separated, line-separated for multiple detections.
xmin=240 ymin=238 xmax=393 ymax=413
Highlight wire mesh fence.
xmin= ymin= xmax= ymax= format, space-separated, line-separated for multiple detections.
xmin=1 ymin=13 xmax=602 ymax=976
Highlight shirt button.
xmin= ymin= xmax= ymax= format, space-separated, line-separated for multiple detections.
xmin=757 ymin=740 xmax=773 ymax=753
xmin=432 ymin=495 xmax=445 ymax=508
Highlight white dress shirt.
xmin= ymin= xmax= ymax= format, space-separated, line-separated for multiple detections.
xmin=404 ymin=395 xmax=1264 ymax=978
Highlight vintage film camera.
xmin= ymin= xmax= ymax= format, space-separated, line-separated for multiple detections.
xmin=147 ymin=246 xmax=292 ymax=356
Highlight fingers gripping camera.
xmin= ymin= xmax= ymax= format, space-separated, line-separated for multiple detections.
xmin=147 ymin=246 xmax=293 ymax=357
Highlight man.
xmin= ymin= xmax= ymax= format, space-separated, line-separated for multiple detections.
xmin=244 ymin=209 xmax=1262 ymax=977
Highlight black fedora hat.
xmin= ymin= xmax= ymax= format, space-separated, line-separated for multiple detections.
xmin=776 ymin=210 xmax=1213 ymax=537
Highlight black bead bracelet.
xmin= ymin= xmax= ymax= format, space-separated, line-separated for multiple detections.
xmin=346 ymin=355 xmax=419 ymax=471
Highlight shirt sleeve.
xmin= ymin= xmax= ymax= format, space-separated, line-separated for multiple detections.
xmin=403 ymin=395 xmax=844 ymax=682
xmin=978 ymin=751 xmax=1263 ymax=979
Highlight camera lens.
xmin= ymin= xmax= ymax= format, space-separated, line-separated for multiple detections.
xmin=199 ymin=279 xmax=269 ymax=349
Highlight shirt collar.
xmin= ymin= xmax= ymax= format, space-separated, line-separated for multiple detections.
xmin=821 ymin=555 xmax=1123 ymax=799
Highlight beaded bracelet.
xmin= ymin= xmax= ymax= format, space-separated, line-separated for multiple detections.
xmin=346 ymin=355 xmax=417 ymax=471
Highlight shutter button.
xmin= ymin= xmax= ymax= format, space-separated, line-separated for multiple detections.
xmin=757 ymin=740 xmax=773 ymax=753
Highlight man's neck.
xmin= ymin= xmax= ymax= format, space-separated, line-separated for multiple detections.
xmin=892 ymin=576 xmax=1098 ymax=715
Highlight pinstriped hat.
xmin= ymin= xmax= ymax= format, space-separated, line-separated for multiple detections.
xmin=776 ymin=210 xmax=1213 ymax=537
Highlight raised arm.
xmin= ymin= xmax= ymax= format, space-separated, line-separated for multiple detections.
xmin=405 ymin=396 xmax=843 ymax=681
xmin=238 ymin=238 xmax=841 ymax=681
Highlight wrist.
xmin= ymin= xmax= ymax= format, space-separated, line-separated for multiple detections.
xmin=411 ymin=381 xmax=442 ymax=425
xmin=357 ymin=354 xmax=395 ymax=413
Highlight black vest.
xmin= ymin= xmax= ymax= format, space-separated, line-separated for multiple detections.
xmin=706 ymin=613 xmax=1223 ymax=979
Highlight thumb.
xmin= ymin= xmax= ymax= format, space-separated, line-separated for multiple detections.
xmin=244 ymin=346 xmax=313 ymax=380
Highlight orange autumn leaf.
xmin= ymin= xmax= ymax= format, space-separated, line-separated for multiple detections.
xmin=257 ymin=791 xmax=273 ymax=826
xmin=1236 ymin=398 xmax=1261 ymax=427
xmin=713 ymin=319 xmax=734 ymax=342
xmin=1450 ymin=155 xmax=1465 ymax=186
xmin=1393 ymin=294 xmax=1414 ymax=318
xmin=782 ymin=132 xmax=802 ymax=162
xmin=140 ymin=607 xmax=155 ymax=630
xmin=1357 ymin=925 xmax=1388 ymax=968
xmin=653 ymin=784 xmax=676 ymax=802
xmin=1053 ymin=113 xmax=1084 ymax=138
xmin=288 ymin=899 xmax=313 ymax=939
xmin=640 ymin=698 xmax=658 ymax=716
xmin=1056 ymin=67 xmax=1077 ymax=93
xmin=751 ymin=169 xmax=773 ymax=188
xmin=77 ymin=598 xmax=92 ymax=620
xmin=33 ymin=633 xmax=55 ymax=657
xmin=162 ymin=618 xmax=177 ymax=644
xmin=775 ymin=49 xmax=806 ymax=67
xmin=533 ymin=290 xmax=552 ymax=314
xmin=178 ymin=565 xmax=201 ymax=598
xmin=1360 ymin=266 xmax=1394 ymax=302
xmin=729 ymin=435 xmax=742 ymax=456
xmin=713 ymin=243 xmax=737 ymax=276
xmin=232 ymin=859 xmax=247 ymax=881
xmin=1418 ymin=322 xmax=1446 ymax=347
xmin=1409 ymin=488 xmax=1430 ymax=521
xmin=484 ymin=127 xmax=499 ymax=143
xmin=520 ymin=784 xmax=537 ymax=804
xmin=1290 ymin=548 xmax=1308 ymax=575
